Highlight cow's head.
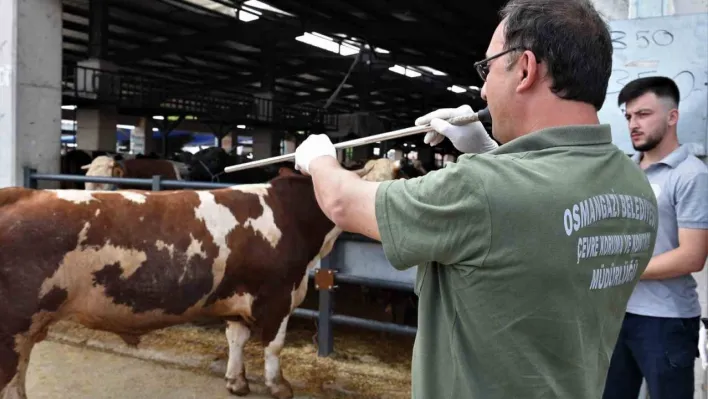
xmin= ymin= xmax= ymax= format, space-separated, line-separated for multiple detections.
xmin=187 ymin=147 xmax=234 ymax=181
xmin=396 ymin=158 xmax=427 ymax=178
xmin=350 ymin=158 xmax=406 ymax=182
xmin=80 ymin=155 xmax=124 ymax=190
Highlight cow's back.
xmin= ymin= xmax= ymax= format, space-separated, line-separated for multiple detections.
xmin=123 ymin=158 xmax=180 ymax=180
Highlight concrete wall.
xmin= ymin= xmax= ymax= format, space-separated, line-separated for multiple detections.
xmin=0 ymin=0 xmax=62 ymax=188
xmin=589 ymin=1 xmax=708 ymax=397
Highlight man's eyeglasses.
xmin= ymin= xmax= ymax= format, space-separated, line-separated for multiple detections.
xmin=473 ymin=47 xmax=522 ymax=82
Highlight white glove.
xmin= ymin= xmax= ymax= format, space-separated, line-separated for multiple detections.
xmin=415 ymin=104 xmax=498 ymax=154
xmin=294 ymin=134 xmax=337 ymax=175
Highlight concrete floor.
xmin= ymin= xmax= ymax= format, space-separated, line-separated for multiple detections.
xmin=25 ymin=341 xmax=313 ymax=399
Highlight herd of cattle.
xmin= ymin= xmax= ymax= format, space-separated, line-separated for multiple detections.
xmin=60 ymin=147 xmax=429 ymax=191
xmin=1 ymin=147 xmax=426 ymax=399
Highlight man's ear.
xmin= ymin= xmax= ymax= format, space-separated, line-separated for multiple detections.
xmin=515 ymin=50 xmax=540 ymax=93
xmin=668 ymin=108 xmax=679 ymax=127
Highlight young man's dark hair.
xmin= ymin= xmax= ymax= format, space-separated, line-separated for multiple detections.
xmin=617 ymin=76 xmax=681 ymax=107
xmin=500 ymin=0 xmax=613 ymax=110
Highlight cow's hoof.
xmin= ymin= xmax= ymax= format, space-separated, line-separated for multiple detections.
xmin=268 ymin=380 xmax=294 ymax=399
xmin=226 ymin=377 xmax=250 ymax=396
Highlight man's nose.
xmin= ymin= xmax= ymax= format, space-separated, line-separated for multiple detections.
xmin=480 ymin=83 xmax=488 ymax=101
xmin=628 ymin=117 xmax=640 ymax=130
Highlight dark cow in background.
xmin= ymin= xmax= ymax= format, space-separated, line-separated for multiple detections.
xmin=0 ymin=159 xmax=403 ymax=399
xmin=186 ymin=147 xmax=292 ymax=184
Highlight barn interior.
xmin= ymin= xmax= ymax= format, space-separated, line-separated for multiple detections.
xmin=3 ymin=0 xmax=708 ymax=397
xmin=60 ymin=0 xmax=501 ymax=168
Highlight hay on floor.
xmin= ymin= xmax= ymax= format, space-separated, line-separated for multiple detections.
xmin=47 ymin=315 xmax=413 ymax=398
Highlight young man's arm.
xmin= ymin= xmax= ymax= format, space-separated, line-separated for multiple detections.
xmin=641 ymin=171 xmax=708 ymax=280
xmin=640 ymin=228 xmax=708 ymax=280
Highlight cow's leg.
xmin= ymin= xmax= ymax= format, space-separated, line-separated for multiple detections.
xmin=0 ymin=341 xmax=19 ymax=399
xmin=224 ymin=321 xmax=251 ymax=396
xmin=0 ymin=333 xmax=35 ymax=399
xmin=264 ymin=315 xmax=292 ymax=399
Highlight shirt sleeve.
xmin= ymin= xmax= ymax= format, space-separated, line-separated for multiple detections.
xmin=374 ymin=160 xmax=492 ymax=270
xmin=675 ymin=170 xmax=708 ymax=229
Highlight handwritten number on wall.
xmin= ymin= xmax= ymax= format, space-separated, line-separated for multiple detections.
xmin=611 ymin=29 xmax=674 ymax=50
xmin=652 ymin=30 xmax=674 ymax=46
xmin=609 ymin=70 xmax=696 ymax=101
xmin=635 ymin=31 xmax=651 ymax=48
xmin=607 ymin=27 xmax=693 ymax=100
xmin=612 ymin=31 xmax=627 ymax=50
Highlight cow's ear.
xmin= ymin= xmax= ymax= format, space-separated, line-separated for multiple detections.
xmin=81 ymin=164 xmax=91 ymax=170
xmin=112 ymin=166 xmax=124 ymax=178
xmin=393 ymin=159 xmax=402 ymax=171
xmin=278 ymin=167 xmax=296 ymax=176
xmin=353 ymin=160 xmax=375 ymax=177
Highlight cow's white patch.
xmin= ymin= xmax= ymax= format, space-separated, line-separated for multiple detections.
xmin=40 ymin=222 xmax=147 ymax=298
xmin=139 ymin=216 xmax=144 ymax=222
xmin=225 ymin=321 xmax=251 ymax=388
xmin=194 ymin=192 xmax=238 ymax=287
xmin=119 ymin=191 xmax=147 ymax=204
xmin=293 ymin=227 xmax=341 ymax=311
xmin=155 ymin=240 xmax=175 ymax=259
xmin=77 ymin=222 xmax=91 ymax=245
xmin=186 ymin=235 xmax=207 ymax=261
xmin=264 ymin=315 xmax=290 ymax=389
xmin=95 ymin=209 xmax=101 ymax=217
xmin=245 ymin=194 xmax=282 ymax=248
xmin=50 ymin=190 xmax=96 ymax=204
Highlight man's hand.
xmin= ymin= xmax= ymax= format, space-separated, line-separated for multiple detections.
xmin=415 ymin=104 xmax=498 ymax=154
xmin=294 ymin=134 xmax=337 ymax=175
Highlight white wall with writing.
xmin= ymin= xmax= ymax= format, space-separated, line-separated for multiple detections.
xmin=597 ymin=12 xmax=708 ymax=155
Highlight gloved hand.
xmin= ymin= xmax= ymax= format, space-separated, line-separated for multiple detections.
xmin=294 ymin=134 xmax=337 ymax=175
xmin=415 ymin=104 xmax=498 ymax=154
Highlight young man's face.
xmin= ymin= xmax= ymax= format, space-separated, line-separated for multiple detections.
xmin=623 ymin=92 xmax=678 ymax=152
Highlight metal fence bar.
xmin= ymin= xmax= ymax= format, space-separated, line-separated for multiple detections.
xmin=23 ymin=167 xmax=38 ymax=189
xmin=28 ymin=172 xmax=236 ymax=189
xmin=334 ymin=274 xmax=414 ymax=292
xmin=293 ymin=308 xmax=417 ymax=336
xmin=151 ymin=175 xmax=162 ymax=191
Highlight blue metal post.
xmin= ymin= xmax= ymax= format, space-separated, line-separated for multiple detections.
xmin=318 ymin=254 xmax=335 ymax=357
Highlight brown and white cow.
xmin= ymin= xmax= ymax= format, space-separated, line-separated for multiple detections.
xmin=0 ymin=159 xmax=401 ymax=399
xmin=81 ymin=155 xmax=185 ymax=191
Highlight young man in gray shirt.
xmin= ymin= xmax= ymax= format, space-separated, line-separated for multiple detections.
xmin=603 ymin=76 xmax=708 ymax=398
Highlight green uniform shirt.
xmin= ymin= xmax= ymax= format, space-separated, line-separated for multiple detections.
xmin=375 ymin=124 xmax=658 ymax=399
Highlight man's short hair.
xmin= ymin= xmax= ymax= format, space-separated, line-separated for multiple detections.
xmin=500 ymin=0 xmax=612 ymax=111
xmin=617 ymin=76 xmax=680 ymax=108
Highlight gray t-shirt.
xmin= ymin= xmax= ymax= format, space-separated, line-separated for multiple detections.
xmin=626 ymin=145 xmax=708 ymax=318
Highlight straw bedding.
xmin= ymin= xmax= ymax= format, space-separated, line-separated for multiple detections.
xmin=47 ymin=308 xmax=414 ymax=398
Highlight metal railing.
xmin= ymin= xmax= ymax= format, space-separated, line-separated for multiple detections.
xmin=61 ymin=65 xmax=339 ymax=131
xmin=24 ymin=168 xmax=416 ymax=356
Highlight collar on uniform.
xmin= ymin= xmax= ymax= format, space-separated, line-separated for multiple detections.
xmin=631 ymin=145 xmax=689 ymax=169
xmin=489 ymin=124 xmax=612 ymax=155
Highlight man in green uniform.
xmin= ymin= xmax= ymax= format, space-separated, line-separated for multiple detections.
xmin=293 ymin=0 xmax=659 ymax=397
